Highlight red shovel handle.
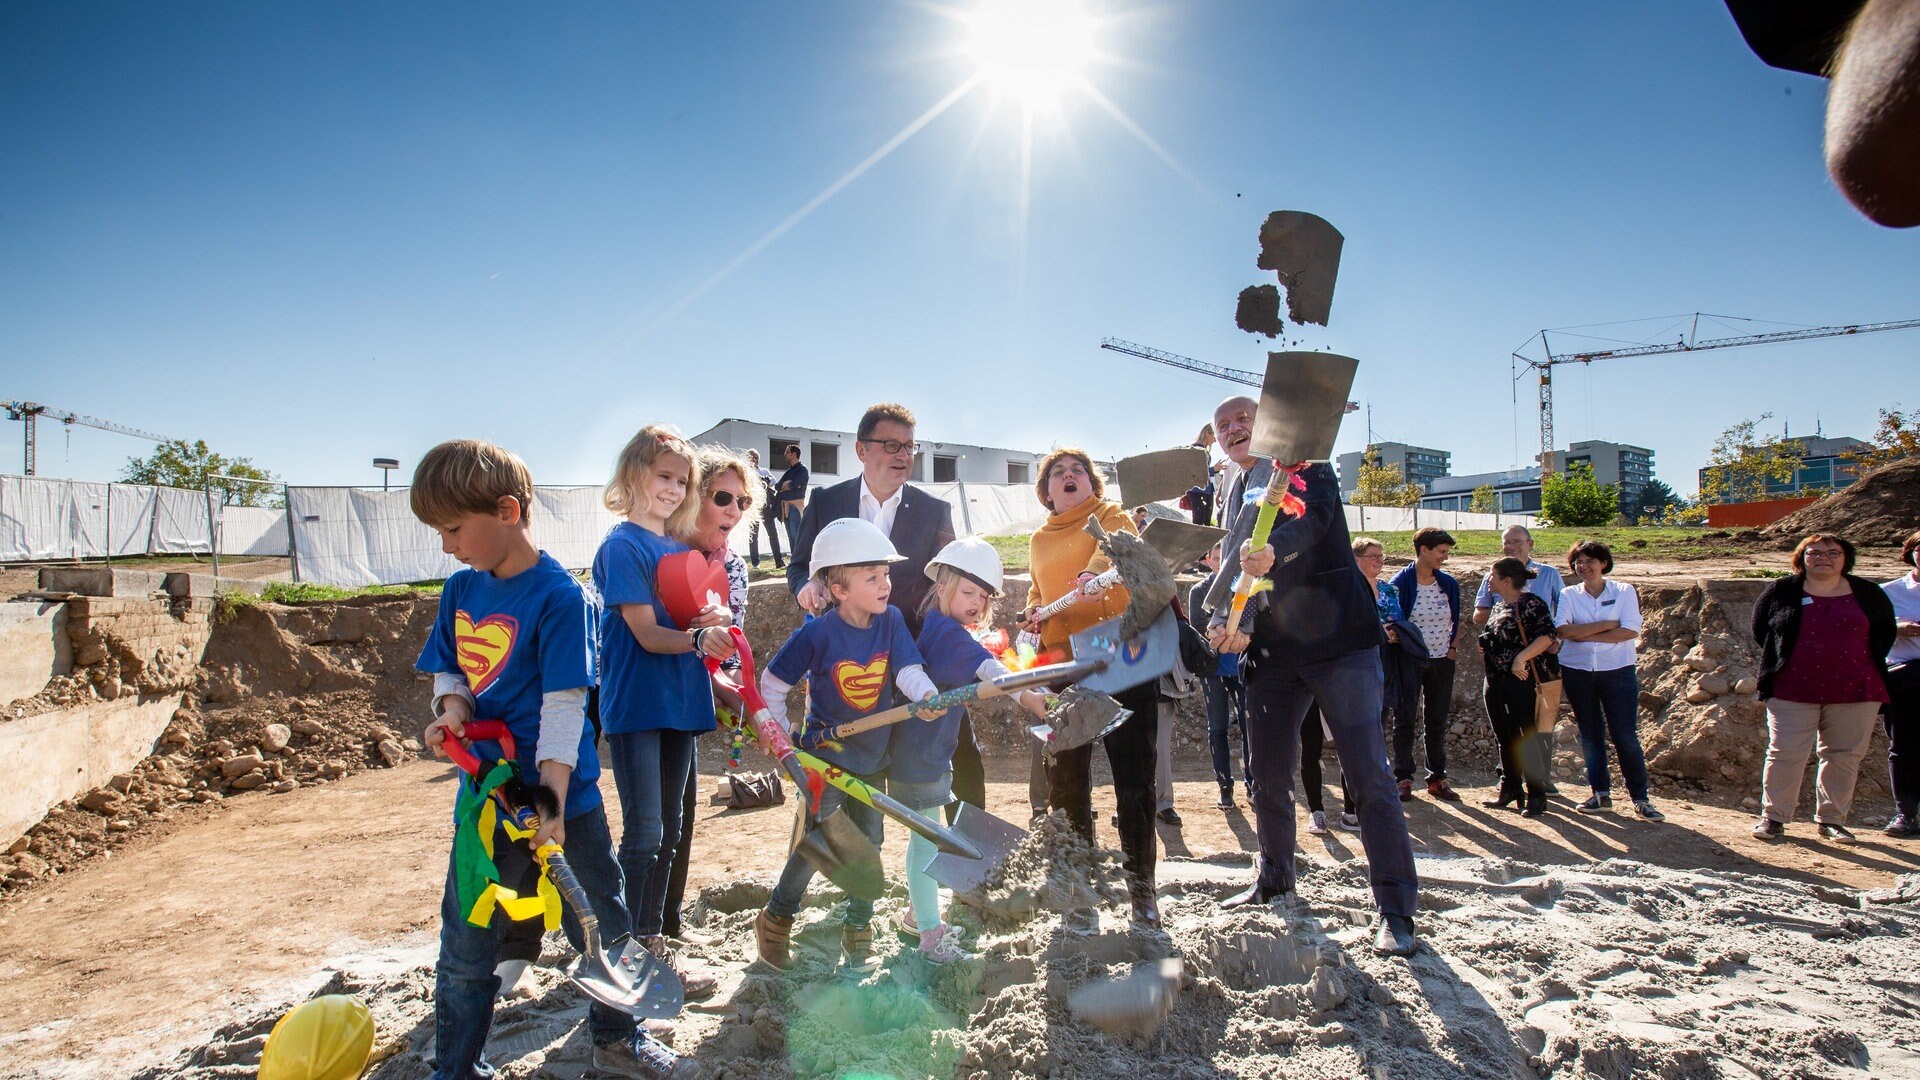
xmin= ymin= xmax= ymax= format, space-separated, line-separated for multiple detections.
xmin=442 ymin=719 xmax=516 ymax=778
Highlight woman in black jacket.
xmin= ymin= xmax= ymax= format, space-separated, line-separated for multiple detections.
xmin=1478 ymin=558 xmax=1560 ymax=817
xmin=1750 ymin=533 xmax=1898 ymax=843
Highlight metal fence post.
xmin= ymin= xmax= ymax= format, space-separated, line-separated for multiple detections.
xmin=285 ymin=483 xmax=299 ymax=583
xmin=206 ymin=482 xmax=220 ymax=580
xmin=955 ymin=479 xmax=974 ymax=535
xmin=104 ymin=482 xmax=112 ymax=568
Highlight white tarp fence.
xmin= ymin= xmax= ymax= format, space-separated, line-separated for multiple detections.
xmin=0 ymin=474 xmax=227 ymax=561
xmin=285 ymin=486 xmax=608 ymax=587
xmin=218 ymin=505 xmax=288 ymax=557
xmin=1345 ymin=506 xmax=1538 ymax=534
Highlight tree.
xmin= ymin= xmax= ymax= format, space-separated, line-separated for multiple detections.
xmin=1469 ymin=484 xmax=1499 ymax=515
xmin=1540 ymin=462 xmax=1618 ymax=527
xmin=1633 ymin=478 xmax=1680 ymax=524
xmin=1698 ymin=414 xmax=1804 ymax=505
xmin=121 ymin=439 xmax=280 ymax=506
xmin=1351 ymin=447 xmax=1424 ymax=507
xmin=1845 ymin=406 xmax=1920 ymax=474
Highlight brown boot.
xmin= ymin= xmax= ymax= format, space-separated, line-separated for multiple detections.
xmin=754 ymin=909 xmax=794 ymax=970
xmin=840 ymin=922 xmax=874 ymax=968
xmin=642 ymin=934 xmax=718 ymax=1001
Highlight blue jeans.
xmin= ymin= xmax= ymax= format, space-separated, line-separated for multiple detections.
xmin=1243 ymin=647 xmax=1418 ymax=917
xmin=766 ymin=772 xmax=885 ymax=925
xmin=605 ymin=729 xmax=697 ymax=937
xmin=1563 ymin=665 xmax=1650 ymax=802
xmin=1203 ymin=673 xmax=1248 ymax=786
xmin=432 ymin=804 xmax=632 ymax=1079
xmin=782 ymin=505 xmax=803 ymax=558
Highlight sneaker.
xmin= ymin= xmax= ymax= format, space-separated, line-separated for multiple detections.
xmin=1427 ymin=779 xmax=1462 ymax=802
xmin=1306 ymin=810 xmax=1329 ymax=835
xmin=1818 ymin=822 xmax=1857 ymax=844
xmin=1157 ymin=807 xmax=1183 ymax=826
xmin=642 ymin=935 xmax=717 ymax=1001
xmin=1633 ymin=801 xmax=1666 ymax=822
xmin=1752 ymin=817 xmax=1785 ymax=840
xmin=1885 ymin=814 xmax=1920 ymax=838
xmin=494 ymin=957 xmax=533 ymax=1000
xmin=593 ymin=1033 xmax=700 ymax=1080
xmin=1216 ymin=784 xmax=1234 ymax=809
xmin=1575 ymin=793 xmax=1613 ymax=814
xmin=892 ymin=912 xmax=924 ymax=949
xmin=841 ymin=922 xmax=874 ymax=968
xmin=1396 ymin=779 xmax=1415 ymax=802
xmin=1338 ymin=812 xmax=1362 ymax=832
xmin=919 ymin=923 xmax=977 ymax=964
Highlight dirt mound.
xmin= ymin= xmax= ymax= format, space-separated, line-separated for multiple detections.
xmin=0 ymin=595 xmax=436 ymax=899
xmin=1766 ymin=456 xmax=1920 ymax=546
xmin=134 ymin=847 xmax=1920 ymax=1079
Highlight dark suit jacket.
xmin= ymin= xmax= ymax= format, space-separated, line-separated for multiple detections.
xmin=1223 ymin=462 xmax=1383 ymax=667
xmin=786 ymin=477 xmax=957 ymax=633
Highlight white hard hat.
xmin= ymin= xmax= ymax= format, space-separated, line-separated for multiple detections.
xmin=925 ymin=536 xmax=1004 ymax=596
xmin=810 ymin=517 xmax=905 ymax=575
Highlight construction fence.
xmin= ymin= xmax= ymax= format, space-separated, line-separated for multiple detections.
xmin=4 ymin=472 xmax=1535 ymax=588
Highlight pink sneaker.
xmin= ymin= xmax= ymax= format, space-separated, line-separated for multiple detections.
xmin=919 ymin=923 xmax=977 ymax=965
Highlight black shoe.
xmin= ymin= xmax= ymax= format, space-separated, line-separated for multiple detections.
xmin=1575 ymin=793 xmax=1613 ymax=814
xmin=1818 ymin=822 xmax=1857 ymax=844
xmin=1110 ymin=814 xmax=1121 ymax=831
xmin=1216 ymin=783 xmax=1234 ymax=809
xmin=1220 ymin=882 xmax=1292 ymax=910
xmin=1482 ymin=790 xmax=1522 ymax=809
xmin=1130 ymin=896 xmax=1162 ymax=929
xmin=1886 ymin=814 xmax=1920 ymax=838
xmin=1752 ymin=817 xmax=1785 ymax=840
xmin=1520 ymin=794 xmax=1547 ymax=818
xmin=1542 ymin=782 xmax=1560 ymax=796
xmin=1372 ymin=913 xmax=1417 ymax=956
xmin=1157 ymin=808 xmax=1183 ymax=826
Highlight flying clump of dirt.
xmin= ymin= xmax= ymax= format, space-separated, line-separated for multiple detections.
xmin=1235 ymin=284 xmax=1285 ymax=337
xmin=1253 ymin=209 xmax=1345 ymax=326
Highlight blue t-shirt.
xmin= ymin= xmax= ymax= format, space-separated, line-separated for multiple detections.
xmin=768 ymin=605 xmax=923 ymax=776
xmin=1474 ymin=560 xmax=1564 ymax=617
xmin=891 ymin=611 xmax=990 ymax=784
xmin=592 ymin=521 xmax=717 ymax=736
xmin=416 ymin=551 xmax=602 ymax=819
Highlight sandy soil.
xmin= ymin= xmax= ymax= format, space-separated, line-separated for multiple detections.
xmin=3 ymin=740 xmax=1917 ymax=1080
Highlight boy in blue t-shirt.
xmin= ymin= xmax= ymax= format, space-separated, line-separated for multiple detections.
xmin=752 ymin=518 xmax=939 ymax=970
xmin=409 ymin=439 xmax=656 ymax=1080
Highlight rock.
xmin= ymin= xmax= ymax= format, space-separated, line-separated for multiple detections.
xmin=1685 ymin=687 xmax=1714 ymax=705
xmin=367 ymin=723 xmax=396 ymax=743
xmin=1315 ymin=1024 xmax=1357 ymax=1046
xmin=229 ymin=770 xmax=269 ymax=791
xmin=1367 ymin=985 xmax=1396 ymax=1006
xmin=376 ymin=739 xmax=407 ymax=767
xmin=1698 ymin=673 xmax=1732 ymax=696
xmin=107 ymin=773 xmax=137 ymax=794
xmin=290 ymin=717 xmax=326 ymax=737
xmin=6 ymin=836 xmax=28 ymax=855
xmin=403 ymin=737 xmax=422 ymax=752
xmin=98 ymin=674 xmax=123 ymax=700
xmin=8 ymin=852 xmax=49 ymax=880
xmin=161 ymin=727 xmax=194 ymax=748
xmin=107 ymin=819 xmax=136 ymax=833
xmin=1734 ymin=676 xmax=1758 ymax=695
xmin=220 ymin=753 xmax=265 ymax=778
xmin=1306 ymin=963 xmax=1347 ymax=1011
xmin=270 ymin=779 xmax=299 ymax=794
xmin=261 ymin=723 xmax=292 ymax=753
xmin=1683 ymin=648 xmax=1716 ymax=672
xmin=1638 ymin=691 xmax=1669 ymax=712
xmin=79 ymin=790 xmax=123 ymax=813
xmin=192 ymin=790 xmax=223 ymax=803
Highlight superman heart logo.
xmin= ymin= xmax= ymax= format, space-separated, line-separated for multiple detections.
xmin=454 ymin=611 xmax=520 ymax=696
xmin=832 ymin=655 xmax=889 ymax=712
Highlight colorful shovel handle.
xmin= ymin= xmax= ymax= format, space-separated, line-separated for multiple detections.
xmin=443 ymin=719 xmax=516 ymax=778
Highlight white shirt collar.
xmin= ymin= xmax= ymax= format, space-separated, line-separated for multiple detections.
xmin=861 ymin=479 xmax=903 ymax=511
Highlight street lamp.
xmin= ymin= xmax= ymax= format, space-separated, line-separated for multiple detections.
xmin=373 ymin=457 xmax=400 ymax=491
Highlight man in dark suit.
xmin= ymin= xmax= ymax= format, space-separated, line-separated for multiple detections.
xmin=1200 ymin=395 xmax=1420 ymax=956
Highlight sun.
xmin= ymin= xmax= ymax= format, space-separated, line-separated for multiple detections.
xmin=963 ymin=0 xmax=1098 ymax=111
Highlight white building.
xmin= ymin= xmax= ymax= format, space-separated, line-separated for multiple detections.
xmin=688 ymin=418 xmax=1051 ymax=491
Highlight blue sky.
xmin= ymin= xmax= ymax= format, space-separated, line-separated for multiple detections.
xmin=2 ymin=1 xmax=1913 ymax=497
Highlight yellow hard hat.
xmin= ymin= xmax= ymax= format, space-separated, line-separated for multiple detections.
xmin=258 ymin=995 xmax=374 ymax=1080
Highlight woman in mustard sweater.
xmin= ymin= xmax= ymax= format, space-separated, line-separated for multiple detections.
xmin=1021 ymin=448 xmax=1163 ymax=928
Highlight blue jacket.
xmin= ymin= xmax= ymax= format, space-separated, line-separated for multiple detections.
xmin=1388 ymin=564 xmax=1460 ymax=652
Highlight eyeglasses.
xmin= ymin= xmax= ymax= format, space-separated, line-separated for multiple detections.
xmin=712 ymin=490 xmax=754 ymax=511
xmin=1802 ymin=549 xmax=1843 ymax=560
xmin=860 ymin=438 xmax=918 ymax=456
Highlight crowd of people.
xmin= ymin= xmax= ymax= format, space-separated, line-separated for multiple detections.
xmin=399 ymin=396 xmax=1920 ymax=1080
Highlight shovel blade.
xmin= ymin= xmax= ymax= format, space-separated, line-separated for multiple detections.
xmin=1139 ymin=518 xmax=1227 ymax=573
xmin=1114 ymin=446 xmax=1210 ymax=509
xmin=1033 ymin=687 xmax=1132 ymax=754
xmin=1069 ymin=606 xmax=1179 ymax=694
xmin=797 ymin=808 xmax=886 ymax=901
xmin=1249 ymin=351 xmax=1358 ymax=464
xmin=568 ymin=934 xmax=684 ymax=1019
xmin=924 ymin=803 xmax=1028 ymax=896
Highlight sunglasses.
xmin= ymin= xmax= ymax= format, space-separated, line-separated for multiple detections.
xmin=712 ymin=490 xmax=754 ymax=511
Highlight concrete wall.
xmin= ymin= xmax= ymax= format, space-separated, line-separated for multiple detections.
xmin=0 ymin=693 xmax=183 ymax=844
xmin=0 ymin=602 xmax=70 ymax=704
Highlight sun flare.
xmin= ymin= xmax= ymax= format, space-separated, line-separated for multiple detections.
xmin=964 ymin=0 xmax=1097 ymax=111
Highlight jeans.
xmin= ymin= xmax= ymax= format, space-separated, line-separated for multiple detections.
xmin=749 ymin=508 xmax=784 ymax=566
xmin=605 ymin=729 xmax=698 ymax=937
xmin=661 ymin=737 xmax=701 ymax=939
xmin=1244 ymin=647 xmax=1418 ymax=917
xmin=432 ymin=805 xmax=632 ymax=1079
xmin=1485 ymin=671 xmax=1549 ymax=798
xmin=947 ymin=712 xmax=986 ymax=819
xmin=1563 ymin=665 xmax=1650 ymax=802
xmin=1393 ymin=655 xmax=1455 ymax=782
xmin=1886 ymin=663 xmax=1920 ymax=820
xmin=782 ymin=506 xmax=803 ymax=558
xmin=1048 ymin=678 xmax=1159 ymax=900
xmin=767 ymin=774 xmax=886 ymax=925
xmin=1203 ymin=673 xmax=1248 ymax=786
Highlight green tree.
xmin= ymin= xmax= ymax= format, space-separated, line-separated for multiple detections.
xmin=1351 ymin=447 xmax=1424 ymax=507
xmin=1844 ymin=406 xmax=1920 ymax=474
xmin=1698 ymin=414 xmax=1804 ymax=504
xmin=121 ymin=439 xmax=280 ymax=506
xmin=1540 ymin=462 xmax=1618 ymax=527
xmin=1633 ymin=478 xmax=1679 ymax=524
xmin=1469 ymin=484 xmax=1499 ymax=515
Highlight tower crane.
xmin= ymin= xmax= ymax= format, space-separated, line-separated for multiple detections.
xmin=1099 ymin=337 xmax=1360 ymax=412
xmin=2 ymin=400 xmax=172 ymax=477
xmin=1514 ymin=315 xmax=1920 ymax=478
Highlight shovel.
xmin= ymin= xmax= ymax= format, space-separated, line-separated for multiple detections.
xmin=1114 ymin=446 xmax=1211 ymax=509
xmin=814 ymin=657 xmax=1110 ymax=743
xmin=1029 ymin=685 xmax=1133 ymax=756
xmin=1139 ymin=517 xmax=1227 ymax=574
xmin=707 ymin=627 xmax=889 ymax=901
xmin=443 ymin=722 xmax=683 ymax=1018
xmin=924 ymin=803 xmax=1032 ymax=896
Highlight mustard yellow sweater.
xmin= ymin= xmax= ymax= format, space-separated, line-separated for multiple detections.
xmin=1026 ymin=498 xmax=1135 ymax=652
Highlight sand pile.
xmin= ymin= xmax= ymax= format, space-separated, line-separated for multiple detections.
xmin=1765 ymin=456 xmax=1920 ymax=547
xmin=135 ymin=826 xmax=1920 ymax=1079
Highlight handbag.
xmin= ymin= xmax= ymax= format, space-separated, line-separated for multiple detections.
xmin=724 ymin=770 xmax=785 ymax=809
xmin=1529 ymin=659 xmax=1564 ymax=735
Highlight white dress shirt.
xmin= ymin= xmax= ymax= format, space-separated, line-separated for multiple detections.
xmin=1884 ymin=571 xmax=1920 ymax=666
xmin=859 ymin=479 xmax=905 ymax=539
xmin=1555 ymin=579 xmax=1643 ymax=672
